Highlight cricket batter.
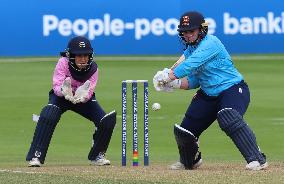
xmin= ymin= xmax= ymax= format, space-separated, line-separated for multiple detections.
xmin=26 ymin=36 xmax=116 ymax=167
xmin=153 ymin=11 xmax=268 ymax=170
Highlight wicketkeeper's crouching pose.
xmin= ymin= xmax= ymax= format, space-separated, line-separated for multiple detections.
xmin=26 ymin=36 xmax=116 ymax=167
xmin=153 ymin=11 xmax=268 ymax=171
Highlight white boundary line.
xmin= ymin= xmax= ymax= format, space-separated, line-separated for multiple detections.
xmin=0 ymin=169 xmax=41 ymax=174
xmin=0 ymin=55 xmax=284 ymax=63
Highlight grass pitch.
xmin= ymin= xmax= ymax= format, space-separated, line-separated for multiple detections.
xmin=1 ymin=162 xmax=283 ymax=184
xmin=0 ymin=55 xmax=284 ymax=183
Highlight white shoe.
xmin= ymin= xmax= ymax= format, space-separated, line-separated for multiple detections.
xmin=91 ymin=153 xmax=111 ymax=166
xmin=170 ymin=159 xmax=202 ymax=170
xmin=246 ymin=161 xmax=268 ymax=171
xmin=170 ymin=161 xmax=185 ymax=170
xmin=192 ymin=158 xmax=202 ymax=169
xmin=28 ymin=158 xmax=41 ymax=167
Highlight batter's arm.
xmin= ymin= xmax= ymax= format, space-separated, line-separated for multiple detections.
xmin=180 ymin=77 xmax=190 ymax=89
xmin=170 ymin=55 xmax=185 ymax=70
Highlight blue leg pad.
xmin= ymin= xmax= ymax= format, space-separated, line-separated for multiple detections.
xmin=217 ymin=108 xmax=266 ymax=164
xmin=88 ymin=111 xmax=116 ymax=160
xmin=26 ymin=105 xmax=61 ymax=163
xmin=174 ymin=124 xmax=200 ymax=169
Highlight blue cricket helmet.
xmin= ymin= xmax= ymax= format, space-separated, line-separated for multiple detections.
xmin=177 ymin=11 xmax=208 ymax=46
xmin=177 ymin=11 xmax=206 ymax=32
xmin=59 ymin=36 xmax=97 ymax=82
xmin=64 ymin=36 xmax=95 ymax=72
xmin=67 ymin=36 xmax=93 ymax=55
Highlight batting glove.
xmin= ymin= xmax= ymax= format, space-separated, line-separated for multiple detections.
xmin=153 ymin=71 xmax=165 ymax=91
xmin=160 ymin=68 xmax=172 ymax=83
xmin=153 ymin=70 xmax=174 ymax=92
xmin=61 ymin=77 xmax=74 ymax=102
xmin=73 ymin=80 xmax=91 ymax=104
xmin=167 ymin=79 xmax=182 ymax=89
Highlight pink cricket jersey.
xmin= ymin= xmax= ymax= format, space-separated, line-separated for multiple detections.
xmin=52 ymin=57 xmax=98 ymax=101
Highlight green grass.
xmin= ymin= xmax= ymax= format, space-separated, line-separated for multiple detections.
xmin=0 ymin=55 xmax=284 ymax=183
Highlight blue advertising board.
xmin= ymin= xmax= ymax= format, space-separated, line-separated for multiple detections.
xmin=0 ymin=0 xmax=283 ymax=56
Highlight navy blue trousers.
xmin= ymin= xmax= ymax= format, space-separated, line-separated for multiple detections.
xmin=26 ymin=90 xmax=106 ymax=163
xmin=181 ymin=81 xmax=250 ymax=137
xmin=48 ymin=90 xmax=106 ymax=126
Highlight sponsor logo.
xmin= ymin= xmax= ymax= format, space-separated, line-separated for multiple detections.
xmin=42 ymin=12 xmax=284 ymax=40
xmin=43 ymin=14 xmax=181 ymax=40
xmin=224 ymin=12 xmax=284 ymax=35
xmin=35 ymin=151 xmax=41 ymax=158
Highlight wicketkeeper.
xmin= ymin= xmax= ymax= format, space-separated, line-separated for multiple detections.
xmin=26 ymin=36 xmax=116 ymax=167
xmin=153 ymin=11 xmax=268 ymax=171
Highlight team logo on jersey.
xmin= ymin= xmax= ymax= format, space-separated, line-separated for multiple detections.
xmin=79 ymin=42 xmax=86 ymax=48
xmin=182 ymin=16 xmax=190 ymax=26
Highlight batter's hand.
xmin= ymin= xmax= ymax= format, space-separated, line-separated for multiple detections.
xmin=160 ymin=68 xmax=172 ymax=83
xmin=73 ymin=80 xmax=91 ymax=104
xmin=154 ymin=68 xmax=171 ymax=82
xmin=167 ymin=79 xmax=182 ymax=89
xmin=153 ymin=69 xmax=174 ymax=92
xmin=61 ymin=77 xmax=74 ymax=102
xmin=153 ymin=71 xmax=166 ymax=91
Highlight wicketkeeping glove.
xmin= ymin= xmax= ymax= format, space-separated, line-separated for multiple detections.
xmin=61 ymin=77 xmax=74 ymax=102
xmin=73 ymin=80 xmax=91 ymax=104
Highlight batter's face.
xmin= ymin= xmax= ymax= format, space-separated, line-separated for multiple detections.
xmin=75 ymin=54 xmax=89 ymax=69
xmin=182 ymin=29 xmax=200 ymax=43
